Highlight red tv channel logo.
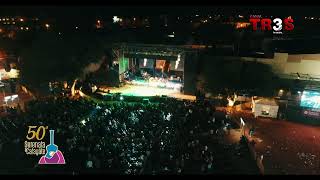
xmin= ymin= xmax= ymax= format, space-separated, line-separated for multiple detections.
xmin=249 ymin=15 xmax=294 ymax=34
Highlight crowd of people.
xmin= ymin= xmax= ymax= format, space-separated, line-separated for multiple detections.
xmin=0 ymin=96 xmax=258 ymax=174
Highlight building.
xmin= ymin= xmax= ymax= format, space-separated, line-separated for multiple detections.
xmin=241 ymin=53 xmax=320 ymax=81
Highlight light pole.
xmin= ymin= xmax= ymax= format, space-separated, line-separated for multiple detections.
xmin=0 ymin=74 xmax=7 ymax=113
xmin=240 ymin=117 xmax=246 ymax=136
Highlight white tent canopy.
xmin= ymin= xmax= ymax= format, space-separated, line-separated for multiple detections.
xmin=252 ymin=98 xmax=279 ymax=118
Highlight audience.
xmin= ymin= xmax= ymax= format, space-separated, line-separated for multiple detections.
xmin=0 ymin=96 xmax=253 ymax=174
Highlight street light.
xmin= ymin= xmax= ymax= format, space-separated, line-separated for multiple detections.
xmin=0 ymin=74 xmax=7 ymax=112
xmin=240 ymin=117 xmax=246 ymax=136
xmin=113 ymin=16 xmax=120 ymax=23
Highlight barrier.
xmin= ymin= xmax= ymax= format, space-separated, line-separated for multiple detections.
xmin=95 ymin=92 xmax=177 ymax=104
xmin=243 ymin=136 xmax=265 ymax=175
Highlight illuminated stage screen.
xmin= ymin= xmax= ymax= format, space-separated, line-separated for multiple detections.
xmin=139 ymin=58 xmax=155 ymax=69
xmin=300 ymin=91 xmax=320 ymax=109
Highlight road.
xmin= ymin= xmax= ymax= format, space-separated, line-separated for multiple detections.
xmin=220 ymin=107 xmax=320 ymax=175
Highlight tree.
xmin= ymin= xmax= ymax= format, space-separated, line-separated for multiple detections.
xmin=198 ymin=55 xmax=276 ymax=96
xmin=20 ymin=31 xmax=105 ymax=91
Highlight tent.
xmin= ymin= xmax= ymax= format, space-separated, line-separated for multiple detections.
xmin=252 ymin=98 xmax=279 ymax=118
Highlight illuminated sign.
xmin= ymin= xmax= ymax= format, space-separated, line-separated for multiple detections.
xmin=303 ymin=110 xmax=320 ymax=118
xmin=300 ymin=91 xmax=320 ymax=109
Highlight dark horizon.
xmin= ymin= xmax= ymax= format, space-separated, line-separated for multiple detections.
xmin=1 ymin=6 xmax=320 ymax=17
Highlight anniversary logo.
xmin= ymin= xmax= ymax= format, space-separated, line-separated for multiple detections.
xmin=24 ymin=126 xmax=65 ymax=164
xmin=24 ymin=126 xmax=47 ymax=156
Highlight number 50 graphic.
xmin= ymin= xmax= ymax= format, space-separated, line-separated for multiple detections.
xmin=26 ymin=126 xmax=48 ymax=140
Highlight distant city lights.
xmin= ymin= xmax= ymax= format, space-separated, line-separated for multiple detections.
xmin=113 ymin=16 xmax=120 ymax=23
xmin=96 ymin=20 xmax=102 ymax=28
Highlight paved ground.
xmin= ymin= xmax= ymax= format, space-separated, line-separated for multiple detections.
xmin=221 ymin=107 xmax=320 ymax=175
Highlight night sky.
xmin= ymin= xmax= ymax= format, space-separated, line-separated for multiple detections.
xmin=1 ymin=6 xmax=320 ymax=17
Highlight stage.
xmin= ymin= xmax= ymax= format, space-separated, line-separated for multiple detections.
xmin=98 ymin=84 xmax=196 ymax=101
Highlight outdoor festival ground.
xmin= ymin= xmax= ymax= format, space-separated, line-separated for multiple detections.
xmin=222 ymin=108 xmax=320 ymax=174
xmin=2 ymin=90 xmax=320 ymax=174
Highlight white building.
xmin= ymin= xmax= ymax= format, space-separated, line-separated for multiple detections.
xmin=241 ymin=53 xmax=320 ymax=81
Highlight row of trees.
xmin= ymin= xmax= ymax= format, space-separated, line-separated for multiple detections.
xmin=18 ymin=32 xmax=106 ymax=91
xmin=196 ymin=54 xmax=278 ymax=96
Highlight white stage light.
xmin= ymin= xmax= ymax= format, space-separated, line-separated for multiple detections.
xmin=175 ymin=54 xmax=181 ymax=69
xmin=143 ymin=58 xmax=147 ymax=67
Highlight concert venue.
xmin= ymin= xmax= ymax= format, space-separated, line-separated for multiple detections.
xmin=97 ymin=43 xmax=200 ymax=100
xmin=1 ymin=6 xmax=320 ymax=175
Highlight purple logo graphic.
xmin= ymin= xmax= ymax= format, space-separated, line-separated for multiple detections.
xmin=38 ymin=130 xmax=65 ymax=164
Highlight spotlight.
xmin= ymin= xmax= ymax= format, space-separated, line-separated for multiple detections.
xmin=175 ymin=54 xmax=181 ymax=69
xmin=143 ymin=58 xmax=147 ymax=67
